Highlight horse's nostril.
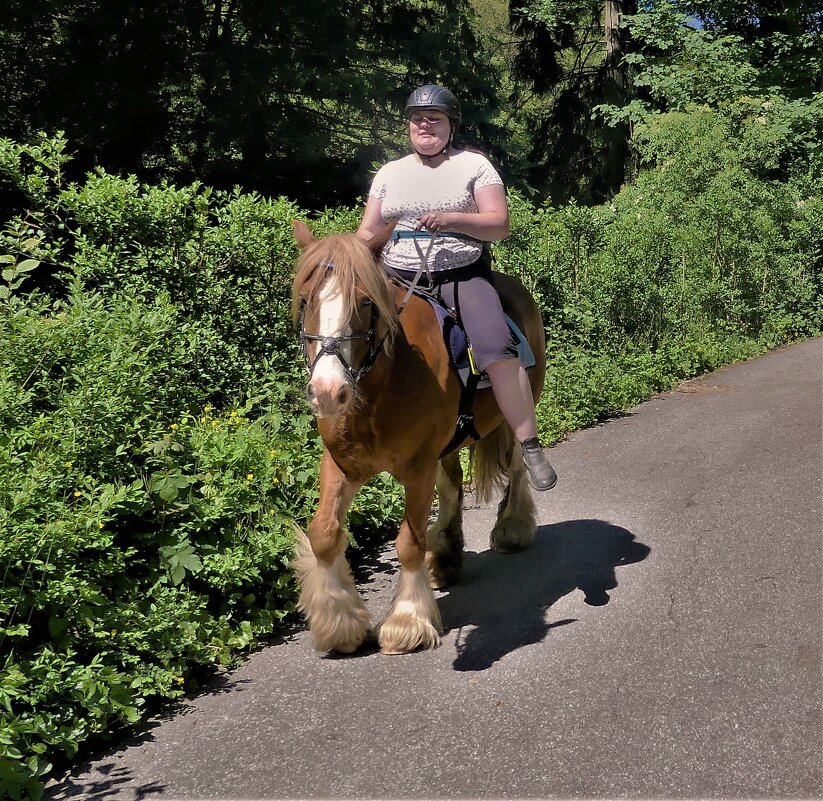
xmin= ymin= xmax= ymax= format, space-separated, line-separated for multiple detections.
xmin=336 ymin=385 xmax=350 ymax=405
xmin=307 ymin=384 xmax=317 ymax=403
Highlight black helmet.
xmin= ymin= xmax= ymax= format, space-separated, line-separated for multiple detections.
xmin=405 ymin=84 xmax=461 ymax=132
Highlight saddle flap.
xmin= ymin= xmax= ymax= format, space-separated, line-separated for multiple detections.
xmin=426 ymin=295 xmax=535 ymax=389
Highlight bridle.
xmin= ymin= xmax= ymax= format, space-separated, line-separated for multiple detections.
xmin=298 ymin=263 xmax=386 ymax=385
xmin=298 ymin=235 xmax=443 ymax=385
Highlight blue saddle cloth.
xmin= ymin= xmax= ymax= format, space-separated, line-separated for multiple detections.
xmin=426 ymin=297 xmax=536 ymax=389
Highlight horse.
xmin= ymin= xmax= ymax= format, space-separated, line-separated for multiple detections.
xmin=290 ymin=220 xmax=547 ymax=655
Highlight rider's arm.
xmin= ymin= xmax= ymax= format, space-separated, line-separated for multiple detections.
xmin=417 ymin=183 xmax=510 ymax=241
xmin=357 ymin=196 xmax=394 ymax=245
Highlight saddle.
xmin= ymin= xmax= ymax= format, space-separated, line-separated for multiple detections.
xmin=393 ymin=278 xmax=536 ymax=457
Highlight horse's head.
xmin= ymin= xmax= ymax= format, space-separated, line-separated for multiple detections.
xmin=291 ymin=220 xmax=399 ymax=418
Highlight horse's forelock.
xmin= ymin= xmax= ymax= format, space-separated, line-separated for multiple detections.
xmin=292 ymin=234 xmax=399 ymax=341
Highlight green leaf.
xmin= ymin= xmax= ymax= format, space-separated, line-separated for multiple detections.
xmin=149 ymin=471 xmax=193 ymax=502
xmin=48 ymin=617 xmax=70 ymax=637
xmin=16 ymin=259 xmax=40 ymax=272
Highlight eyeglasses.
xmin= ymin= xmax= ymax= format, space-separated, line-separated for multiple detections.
xmin=409 ymin=112 xmax=448 ymax=126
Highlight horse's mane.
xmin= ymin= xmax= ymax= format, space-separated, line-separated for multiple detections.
xmin=291 ymin=233 xmax=400 ymax=345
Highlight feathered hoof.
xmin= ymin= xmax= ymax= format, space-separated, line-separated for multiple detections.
xmin=308 ymin=601 xmax=371 ymax=654
xmin=490 ymin=518 xmax=535 ymax=554
xmin=376 ymin=613 xmax=441 ymax=655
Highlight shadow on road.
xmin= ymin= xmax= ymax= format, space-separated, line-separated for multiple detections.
xmin=437 ymin=519 xmax=650 ymax=671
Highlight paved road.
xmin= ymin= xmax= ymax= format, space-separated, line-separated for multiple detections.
xmin=50 ymin=339 xmax=822 ymax=800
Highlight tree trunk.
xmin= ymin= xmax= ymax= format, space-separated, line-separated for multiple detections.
xmin=599 ymin=0 xmax=632 ymax=198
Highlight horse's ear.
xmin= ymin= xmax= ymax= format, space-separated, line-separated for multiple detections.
xmin=292 ymin=219 xmax=315 ymax=250
xmin=357 ymin=222 xmax=396 ymax=255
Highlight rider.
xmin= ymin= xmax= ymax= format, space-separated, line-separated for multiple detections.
xmin=356 ymin=84 xmax=557 ymax=491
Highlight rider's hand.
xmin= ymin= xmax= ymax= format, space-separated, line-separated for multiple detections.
xmin=416 ymin=212 xmax=453 ymax=233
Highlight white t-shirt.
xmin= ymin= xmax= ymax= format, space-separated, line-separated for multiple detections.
xmin=368 ymin=150 xmax=503 ymax=272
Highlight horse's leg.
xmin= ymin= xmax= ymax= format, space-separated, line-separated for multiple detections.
xmin=474 ymin=423 xmax=538 ymax=553
xmin=292 ymin=450 xmax=370 ymax=653
xmin=376 ymin=469 xmax=442 ymax=654
xmin=426 ymin=452 xmax=465 ymax=589
xmin=490 ymin=438 xmax=538 ymax=553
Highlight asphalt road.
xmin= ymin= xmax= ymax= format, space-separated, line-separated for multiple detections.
xmin=49 ymin=338 xmax=822 ymax=800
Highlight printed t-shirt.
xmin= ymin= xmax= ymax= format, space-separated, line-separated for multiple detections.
xmin=368 ymin=150 xmax=503 ymax=273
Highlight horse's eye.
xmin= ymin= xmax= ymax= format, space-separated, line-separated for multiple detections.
xmin=359 ymin=298 xmax=372 ymax=309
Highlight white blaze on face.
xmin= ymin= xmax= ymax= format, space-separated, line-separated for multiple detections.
xmin=310 ymin=274 xmax=352 ymax=391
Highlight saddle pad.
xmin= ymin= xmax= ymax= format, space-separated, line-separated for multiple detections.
xmin=429 ymin=299 xmax=535 ymax=390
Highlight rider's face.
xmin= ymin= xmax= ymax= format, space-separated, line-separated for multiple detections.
xmin=409 ymin=110 xmax=451 ymax=156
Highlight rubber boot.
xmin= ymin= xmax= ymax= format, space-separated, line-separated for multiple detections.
xmin=522 ymin=438 xmax=557 ymax=491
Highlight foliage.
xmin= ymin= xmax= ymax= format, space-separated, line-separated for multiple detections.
xmin=0 ymin=0 xmax=500 ymax=208
xmin=671 ymin=0 xmax=822 ymax=96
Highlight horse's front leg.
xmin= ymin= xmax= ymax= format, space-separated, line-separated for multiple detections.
xmin=426 ymin=451 xmax=465 ymax=589
xmin=293 ymin=449 xmax=370 ymax=654
xmin=376 ymin=467 xmax=443 ymax=655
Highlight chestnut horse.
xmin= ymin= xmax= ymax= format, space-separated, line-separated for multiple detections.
xmin=290 ymin=220 xmax=546 ymax=655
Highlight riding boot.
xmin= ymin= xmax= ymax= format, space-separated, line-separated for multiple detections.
xmin=521 ymin=438 xmax=557 ymax=491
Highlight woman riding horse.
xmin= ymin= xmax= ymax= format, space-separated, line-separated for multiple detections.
xmin=290 ymin=86 xmax=553 ymax=656
xmin=357 ymin=84 xmax=557 ymax=491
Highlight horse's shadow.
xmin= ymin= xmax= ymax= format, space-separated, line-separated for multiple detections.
xmin=438 ymin=519 xmax=650 ymax=671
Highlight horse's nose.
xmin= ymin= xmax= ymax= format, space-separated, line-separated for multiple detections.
xmin=307 ymin=378 xmax=351 ymax=418
xmin=336 ymin=384 xmax=351 ymax=406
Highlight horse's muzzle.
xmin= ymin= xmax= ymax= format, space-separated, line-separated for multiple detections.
xmin=307 ymin=378 xmax=352 ymax=418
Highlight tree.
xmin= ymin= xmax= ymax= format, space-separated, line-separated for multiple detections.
xmin=672 ymin=0 xmax=822 ymax=95
xmin=505 ymin=0 xmax=637 ymax=203
xmin=0 ymin=0 xmax=501 ymax=207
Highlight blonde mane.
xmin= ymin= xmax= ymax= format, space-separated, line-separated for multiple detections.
xmin=292 ymin=233 xmax=400 ymax=345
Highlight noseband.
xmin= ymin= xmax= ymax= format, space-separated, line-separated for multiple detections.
xmin=299 ymin=263 xmax=385 ymax=385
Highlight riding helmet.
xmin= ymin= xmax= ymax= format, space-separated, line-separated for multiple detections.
xmin=405 ymin=84 xmax=461 ymax=134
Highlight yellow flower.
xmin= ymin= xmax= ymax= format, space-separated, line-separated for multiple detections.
xmin=170 ymin=423 xmax=178 ymax=430
xmin=98 ymin=522 xmax=104 ymax=529
xmin=73 ymin=490 xmax=82 ymax=497
xmin=110 ymin=629 xmax=117 ymax=636
xmin=64 ymin=461 xmax=73 ymax=468
xmin=246 ymin=473 xmax=254 ymax=481
xmin=272 ymin=477 xmax=279 ymax=484
xmin=175 ymin=676 xmax=184 ymax=684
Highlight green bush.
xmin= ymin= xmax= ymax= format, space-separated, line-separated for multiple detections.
xmin=0 ymin=138 xmax=404 ymax=800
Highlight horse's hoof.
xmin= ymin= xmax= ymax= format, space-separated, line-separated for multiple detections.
xmin=490 ymin=520 xmax=535 ymax=553
xmin=376 ymin=614 xmax=441 ymax=655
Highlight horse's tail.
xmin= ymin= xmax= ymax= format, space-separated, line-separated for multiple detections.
xmin=470 ymin=421 xmax=515 ymax=504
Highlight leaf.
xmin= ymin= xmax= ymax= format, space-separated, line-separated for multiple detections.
xmin=149 ymin=471 xmax=193 ymax=502
xmin=16 ymin=259 xmax=39 ymax=272
xmin=48 ymin=616 xmax=70 ymax=637
xmin=0 ymin=255 xmax=14 ymax=263
xmin=159 ymin=543 xmax=202 ymax=585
